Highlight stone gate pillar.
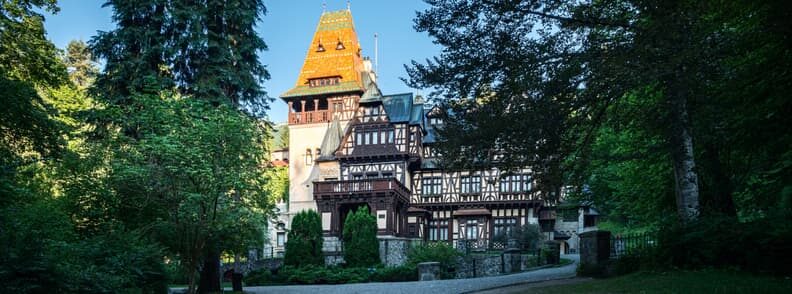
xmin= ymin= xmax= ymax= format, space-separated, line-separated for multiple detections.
xmin=579 ymin=230 xmax=611 ymax=270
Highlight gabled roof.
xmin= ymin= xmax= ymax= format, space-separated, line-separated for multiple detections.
xmin=281 ymin=9 xmax=365 ymax=99
xmin=317 ymin=118 xmax=344 ymax=161
xmin=359 ymin=77 xmax=382 ymax=103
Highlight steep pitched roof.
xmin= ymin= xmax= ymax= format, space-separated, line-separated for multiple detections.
xmin=281 ymin=10 xmax=365 ymax=99
xmin=317 ymin=118 xmax=344 ymax=161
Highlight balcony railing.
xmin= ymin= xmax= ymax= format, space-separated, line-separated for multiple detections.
xmin=288 ymin=110 xmax=330 ymax=124
xmin=314 ymin=178 xmax=411 ymax=199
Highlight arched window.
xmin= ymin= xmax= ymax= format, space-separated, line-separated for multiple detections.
xmin=305 ymin=148 xmax=313 ymax=165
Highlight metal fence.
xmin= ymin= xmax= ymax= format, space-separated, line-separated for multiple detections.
xmin=610 ymin=232 xmax=657 ymax=259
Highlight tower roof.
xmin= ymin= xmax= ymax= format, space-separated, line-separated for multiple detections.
xmin=281 ymin=10 xmax=365 ymax=99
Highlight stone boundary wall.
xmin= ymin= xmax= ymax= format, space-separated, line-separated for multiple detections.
xmin=454 ymin=253 xmax=539 ymax=279
xmin=221 ymin=258 xmax=283 ymax=276
xmin=379 ymin=236 xmax=422 ymax=267
xmin=320 ymin=235 xmax=421 ymax=267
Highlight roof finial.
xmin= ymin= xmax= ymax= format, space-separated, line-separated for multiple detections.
xmin=322 ymin=1 xmax=326 ymax=12
xmin=347 ymin=0 xmax=351 ymax=11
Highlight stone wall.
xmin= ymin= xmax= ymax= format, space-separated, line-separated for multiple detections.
xmin=454 ymin=253 xmax=539 ymax=279
xmin=323 ymin=236 xmax=345 ymax=266
xmin=378 ymin=236 xmax=420 ymax=267
xmin=222 ymin=258 xmax=283 ymax=276
xmin=321 ymin=235 xmax=420 ymax=267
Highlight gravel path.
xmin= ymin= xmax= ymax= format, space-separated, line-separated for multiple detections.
xmin=243 ymin=254 xmax=579 ymax=294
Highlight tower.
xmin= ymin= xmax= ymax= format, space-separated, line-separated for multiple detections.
xmin=281 ymin=9 xmax=377 ymax=217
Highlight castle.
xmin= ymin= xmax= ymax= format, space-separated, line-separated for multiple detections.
xmin=265 ymin=9 xmax=597 ymax=261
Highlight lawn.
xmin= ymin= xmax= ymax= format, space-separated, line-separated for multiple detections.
xmin=524 ymin=270 xmax=792 ymax=294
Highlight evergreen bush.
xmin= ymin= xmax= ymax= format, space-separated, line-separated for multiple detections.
xmin=283 ymin=210 xmax=324 ymax=267
xmin=407 ymin=242 xmax=460 ymax=279
xmin=342 ymin=206 xmax=380 ymax=267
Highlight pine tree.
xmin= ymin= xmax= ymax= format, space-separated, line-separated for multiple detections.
xmin=90 ymin=0 xmax=173 ymax=106
xmin=171 ymin=0 xmax=270 ymax=113
xmin=64 ymin=40 xmax=98 ymax=88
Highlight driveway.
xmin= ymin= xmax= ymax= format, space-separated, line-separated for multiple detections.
xmin=244 ymin=254 xmax=579 ymax=294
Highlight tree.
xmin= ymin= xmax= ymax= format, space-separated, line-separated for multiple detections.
xmin=277 ymin=124 xmax=289 ymax=149
xmin=90 ymin=1 xmax=273 ymax=292
xmin=407 ymin=0 xmax=792 ymax=223
xmin=342 ymin=206 xmax=379 ymax=267
xmin=64 ymin=40 xmax=98 ymax=88
xmin=284 ymin=210 xmax=324 ymax=267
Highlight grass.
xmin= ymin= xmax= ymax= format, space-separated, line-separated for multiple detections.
xmin=525 ymin=270 xmax=792 ymax=293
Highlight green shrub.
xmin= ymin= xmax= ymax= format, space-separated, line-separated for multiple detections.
xmin=343 ymin=206 xmax=380 ymax=267
xmin=284 ymin=210 xmax=324 ymax=267
xmin=651 ymin=215 xmax=792 ymax=275
xmin=370 ymin=265 xmax=418 ymax=282
xmin=492 ymin=224 xmax=544 ymax=251
xmin=248 ymin=264 xmax=418 ymax=285
xmin=407 ymin=242 xmax=460 ymax=279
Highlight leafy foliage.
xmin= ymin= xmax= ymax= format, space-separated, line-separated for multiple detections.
xmin=410 ymin=0 xmax=792 ymax=224
xmin=246 ymin=264 xmax=418 ymax=286
xmin=406 ymin=242 xmax=460 ymax=279
xmin=284 ymin=210 xmax=324 ymax=267
xmin=492 ymin=224 xmax=544 ymax=251
xmin=342 ymin=206 xmax=379 ymax=267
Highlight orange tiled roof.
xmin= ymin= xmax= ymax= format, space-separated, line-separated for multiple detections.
xmin=281 ymin=10 xmax=365 ymax=98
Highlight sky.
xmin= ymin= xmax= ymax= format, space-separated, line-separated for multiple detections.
xmin=42 ymin=0 xmax=441 ymax=124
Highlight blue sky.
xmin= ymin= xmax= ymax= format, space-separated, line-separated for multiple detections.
xmin=42 ymin=0 xmax=441 ymax=123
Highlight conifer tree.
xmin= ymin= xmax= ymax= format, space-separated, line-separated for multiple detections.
xmin=284 ymin=210 xmax=324 ymax=267
xmin=343 ymin=206 xmax=379 ymax=267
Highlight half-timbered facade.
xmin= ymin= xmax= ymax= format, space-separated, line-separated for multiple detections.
xmin=272 ymin=8 xmax=596 ymax=256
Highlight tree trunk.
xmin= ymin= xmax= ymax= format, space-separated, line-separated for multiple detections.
xmin=198 ymin=246 xmax=221 ymax=294
xmin=232 ymin=253 xmax=243 ymax=292
xmin=668 ymin=88 xmax=701 ymax=222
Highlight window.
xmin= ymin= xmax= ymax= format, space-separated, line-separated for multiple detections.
xmin=429 ymin=219 xmax=449 ymax=241
xmin=460 ymin=175 xmax=481 ymax=194
xmin=388 ymin=130 xmax=394 ymax=143
xmin=308 ymin=76 xmax=340 ymax=87
xmin=429 ymin=117 xmax=443 ymax=125
xmin=499 ymin=174 xmax=530 ymax=193
xmin=465 ymin=219 xmax=479 ymax=240
xmin=316 ymin=42 xmax=325 ymax=52
xmin=381 ymin=172 xmax=393 ymax=178
xmin=493 ymin=218 xmax=517 ymax=238
xmin=356 ymin=132 xmax=362 ymax=146
xmin=336 ymin=39 xmax=345 ymax=50
xmin=366 ymin=172 xmax=379 ymax=179
xmin=304 ymin=149 xmax=313 ymax=165
xmin=276 ymin=232 xmax=285 ymax=247
xmin=352 ymin=174 xmax=364 ymax=180
xmin=421 ymin=177 xmax=442 ymax=196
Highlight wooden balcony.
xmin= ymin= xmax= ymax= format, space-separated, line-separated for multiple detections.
xmin=314 ymin=178 xmax=411 ymax=203
xmin=288 ymin=110 xmax=330 ymax=124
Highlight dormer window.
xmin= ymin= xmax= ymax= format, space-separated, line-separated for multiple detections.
xmin=316 ymin=42 xmax=325 ymax=52
xmin=309 ymin=76 xmax=340 ymax=87
xmin=336 ymin=39 xmax=345 ymax=50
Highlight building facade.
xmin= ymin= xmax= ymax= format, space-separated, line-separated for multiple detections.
xmin=267 ymin=9 xmax=596 ymax=258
